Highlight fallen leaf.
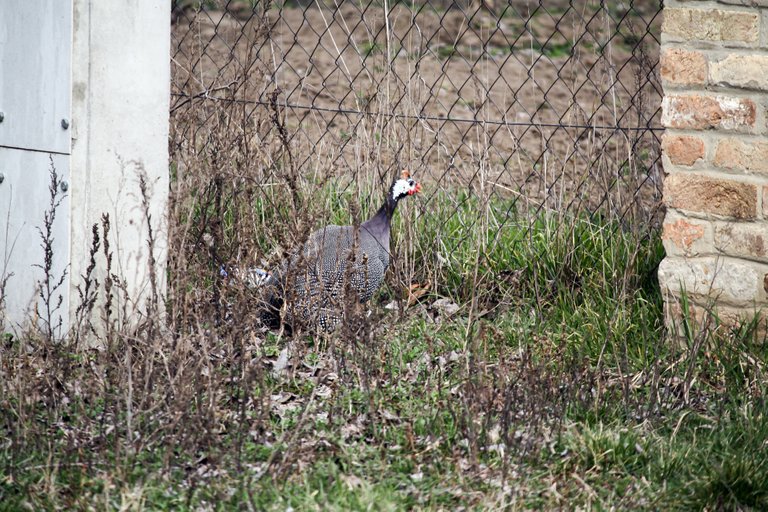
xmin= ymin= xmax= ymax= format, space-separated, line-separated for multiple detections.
xmin=486 ymin=444 xmax=506 ymax=457
xmin=315 ymin=384 xmax=332 ymax=398
xmin=270 ymin=393 xmax=293 ymax=404
xmin=341 ymin=422 xmax=363 ymax=440
xmin=341 ymin=474 xmax=364 ymax=490
xmin=431 ymin=297 xmax=460 ymax=317
xmin=380 ymin=409 xmax=399 ymax=422
xmin=488 ymin=423 xmax=501 ymax=443
xmin=407 ymin=281 xmax=431 ymax=307
xmin=384 ymin=300 xmax=399 ymax=310
xmin=271 ymin=347 xmax=290 ymax=377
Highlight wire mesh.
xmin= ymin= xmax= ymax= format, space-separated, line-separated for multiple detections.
xmin=169 ymin=0 xmax=664 ymax=302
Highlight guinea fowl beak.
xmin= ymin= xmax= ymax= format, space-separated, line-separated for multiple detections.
xmin=409 ymin=182 xmax=422 ymax=195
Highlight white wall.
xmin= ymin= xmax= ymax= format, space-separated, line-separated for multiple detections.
xmin=0 ymin=2 xmax=72 ymax=336
xmin=69 ymin=0 xmax=170 ymax=332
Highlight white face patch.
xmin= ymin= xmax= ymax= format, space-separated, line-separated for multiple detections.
xmin=391 ymin=178 xmax=413 ymax=199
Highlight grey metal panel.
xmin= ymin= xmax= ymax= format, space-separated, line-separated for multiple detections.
xmin=0 ymin=1 xmax=72 ymax=155
xmin=0 ymin=148 xmax=70 ymax=336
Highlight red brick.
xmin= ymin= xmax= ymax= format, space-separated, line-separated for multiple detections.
xmin=660 ymin=48 xmax=707 ymax=86
xmin=662 ymin=95 xmax=756 ymax=131
xmin=664 ymin=218 xmax=706 ymax=251
xmin=664 ymin=173 xmax=757 ymax=219
xmin=662 ymin=134 xmax=706 ymax=166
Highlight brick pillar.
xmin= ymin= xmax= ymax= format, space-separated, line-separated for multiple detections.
xmin=658 ymin=2 xmax=768 ymax=334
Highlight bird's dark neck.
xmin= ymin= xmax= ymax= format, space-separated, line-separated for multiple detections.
xmin=368 ymin=195 xmax=398 ymax=226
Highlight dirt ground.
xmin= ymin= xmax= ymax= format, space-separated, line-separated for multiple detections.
xmin=171 ymin=0 xmax=663 ymax=222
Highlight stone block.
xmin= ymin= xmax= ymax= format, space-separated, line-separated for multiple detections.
xmin=716 ymin=0 xmax=768 ymax=8
xmin=714 ymin=221 xmax=768 ymax=262
xmin=658 ymin=256 xmax=768 ymax=304
xmin=667 ymin=300 xmax=768 ymax=343
xmin=664 ymin=173 xmax=757 ymax=219
xmin=714 ymin=138 xmax=768 ymax=174
xmin=710 ymin=54 xmax=768 ymax=91
xmin=764 ymin=185 xmax=768 ymax=217
xmin=663 ymin=8 xmax=759 ymax=43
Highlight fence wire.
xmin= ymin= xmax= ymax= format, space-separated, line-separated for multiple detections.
xmin=170 ymin=0 xmax=664 ymax=289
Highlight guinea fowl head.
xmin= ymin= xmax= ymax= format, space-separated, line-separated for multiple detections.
xmin=390 ymin=169 xmax=421 ymax=201
xmin=362 ymin=169 xmax=421 ymax=235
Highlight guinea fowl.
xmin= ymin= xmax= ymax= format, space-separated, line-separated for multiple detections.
xmin=259 ymin=170 xmax=421 ymax=332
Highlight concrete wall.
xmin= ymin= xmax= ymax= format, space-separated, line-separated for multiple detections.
xmin=69 ymin=0 xmax=170 ymax=334
xmin=0 ymin=1 xmax=169 ymax=337
xmin=659 ymin=1 xmax=768 ymax=335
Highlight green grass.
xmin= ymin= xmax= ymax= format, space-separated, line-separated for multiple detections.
xmin=530 ymin=39 xmax=573 ymax=58
xmin=360 ymin=40 xmax=382 ymax=57
xmin=551 ymin=405 xmax=768 ymax=510
xmin=3 ymin=186 xmax=768 ymax=510
xmin=436 ymin=45 xmax=458 ymax=60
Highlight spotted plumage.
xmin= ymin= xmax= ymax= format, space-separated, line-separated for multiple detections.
xmin=260 ymin=170 xmax=421 ymax=332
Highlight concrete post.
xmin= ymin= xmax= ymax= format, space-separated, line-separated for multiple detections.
xmin=69 ymin=0 xmax=170 ymax=334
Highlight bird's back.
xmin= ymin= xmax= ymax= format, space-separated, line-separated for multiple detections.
xmin=282 ymin=224 xmax=389 ymax=331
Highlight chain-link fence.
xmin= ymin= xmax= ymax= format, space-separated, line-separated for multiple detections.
xmin=169 ymin=0 xmax=663 ymax=302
